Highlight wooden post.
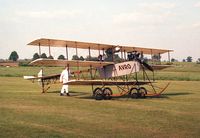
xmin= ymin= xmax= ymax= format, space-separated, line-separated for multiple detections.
xmin=88 ymin=47 xmax=91 ymax=60
xmin=112 ymin=46 xmax=114 ymax=62
xmin=75 ymin=42 xmax=78 ymax=57
xmin=48 ymin=45 xmax=51 ymax=56
xmin=77 ymin=61 xmax=80 ymax=80
xmin=39 ymin=43 xmax=41 ymax=56
xmin=121 ymin=48 xmax=123 ymax=60
xmin=168 ymin=51 xmax=171 ymax=63
xmin=66 ymin=45 xmax=68 ymax=60
xmin=90 ymin=65 xmax=93 ymax=79
xmin=124 ymin=50 xmax=126 ymax=60
xmin=151 ymin=49 xmax=153 ymax=64
xmin=159 ymin=53 xmax=161 ymax=64
xmin=98 ymin=44 xmax=100 ymax=55
xmin=48 ymin=39 xmax=51 ymax=56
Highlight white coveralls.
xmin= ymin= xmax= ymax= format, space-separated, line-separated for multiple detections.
xmin=60 ymin=69 xmax=69 ymax=94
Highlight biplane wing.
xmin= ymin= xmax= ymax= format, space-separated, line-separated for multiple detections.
xmin=151 ymin=65 xmax=172 ymax=70
xmin=64 ymin=80 xmax=152 ymax=86
xmin=28 ymin=38 xmax=173 ymax=54
xmin=24 ymin=74 xmax=60 ymax=80
xmin=29 ymin=58 xmax=114 ymax=67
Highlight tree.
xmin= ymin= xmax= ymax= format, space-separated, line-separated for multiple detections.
xmin=40 ymin=53 xmax=47 ymax=58
xmin=152 ymin=54 xmax=161 ymax=61
xmin=58 ymin=55 xmax=65 ymax=60
xmin=186 ymin=56 xmax=192 ymax=62
xmin=79 ymin=56 xmax=84 ymax=61
xmin=32 ymin=53 xmax=40 ymax=60
xmin=9 ymin=51 xmax=19 ymax=61
xmin=85 ymin=56 xmax=98 ymax=61
xmin=171 ymin=58 xmax=175 ymax=62
xmin=48 ymin=55 xmax=54 ymax=59
xmin=72 ymin=55 xmax=79 ymax=60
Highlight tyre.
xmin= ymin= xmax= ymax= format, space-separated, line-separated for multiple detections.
xmin=129 ymin=87 xmax=139 ymax=99
xmin=93 ymin=87 xmax=103 ymax=100
xmin=138 ymin=87 xmax=147 ymax=98
xmin=103 ymin=87 xmax=113 ymax=100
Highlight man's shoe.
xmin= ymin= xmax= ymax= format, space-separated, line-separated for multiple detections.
xmin=60 ymin=93 xmax=64 ymax=96
xmin=67 ymin=93 xmax=70 ymax=96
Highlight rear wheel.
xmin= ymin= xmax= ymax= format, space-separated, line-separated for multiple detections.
xmin=129 ymin=87 xmax=139 ymax=99
xmin=93 ymin=88 xmax=103 ymax=100
xmin=103 ymin=87 xmax=112 ymax=100
xmin=138 ymin=87 xmax=147 ymax=98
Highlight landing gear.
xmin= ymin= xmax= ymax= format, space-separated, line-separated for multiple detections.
xmin=93 ymin=86 xmax=148 ymax=100
xmin=129 ymin=87 xmax=147 ymax=99
xmin=103 ymin=87 xmax=112 ymax=100
xmin=93 ymin=87 xmax=113 ymax=100
xmin=129 ymin=87 xmax=138 ymax=98
xmin=93 ymin=88 xmax=104 ymax=100
xmin=138 ymin=87 xmax=147 ymax=98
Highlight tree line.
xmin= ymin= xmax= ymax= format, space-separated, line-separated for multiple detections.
xmin=6 ymin=51 xmax=200 ymax=64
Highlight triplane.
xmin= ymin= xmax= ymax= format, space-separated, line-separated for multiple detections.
xmin=24 ymin=38 xmax=173 ymax=100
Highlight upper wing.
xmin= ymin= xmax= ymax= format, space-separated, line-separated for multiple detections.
xmin=29 ymin=59 xmax=114 ymax=67
xmin=28 ymin=38 xmax=173 ymax=55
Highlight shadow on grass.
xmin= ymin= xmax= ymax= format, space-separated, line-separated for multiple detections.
xmin=47 ymin=91 xmax=193 ymax=100
xmin=163 ymin=92 xmax=192 ymax=96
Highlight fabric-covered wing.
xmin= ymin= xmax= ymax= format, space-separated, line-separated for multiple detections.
xmin=64 ymin=80 xmax=152 ymax=85
xmin=28 ymin=38 xmax=173 ymax=55
xmin=29 ymin=59 xmax=114 ymax=67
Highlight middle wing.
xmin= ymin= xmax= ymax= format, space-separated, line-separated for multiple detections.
xmin=29 ymin=59 xmax=114 ymax=67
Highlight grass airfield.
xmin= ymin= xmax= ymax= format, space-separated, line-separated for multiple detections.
xmin=0 ymin=62 xmax=200 ymax=138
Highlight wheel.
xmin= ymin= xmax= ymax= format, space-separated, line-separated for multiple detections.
xmin=129 ymin=87 xmax=139 ymax=99
xmin=138 ymin=87 xmax=147 ymax=98
xmin=93 ymin=87 xmax=103 ymax=100
xmin=103 ymin=87 xmax=113 ymax=100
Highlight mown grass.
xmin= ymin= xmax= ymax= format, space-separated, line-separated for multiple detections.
xmin=0 ymin=77 xmax=200 ymax=138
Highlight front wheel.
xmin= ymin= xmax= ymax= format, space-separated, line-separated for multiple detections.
xmin=93 ymin=87 xmax=103 ymax=100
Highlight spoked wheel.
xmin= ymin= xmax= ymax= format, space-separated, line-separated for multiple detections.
xmin=93 ymin=87 xmax=103 ymax=100
xmin=138 ymin=87 xmax=147 ymax=98
xmin=103 ymin=87 xmax=113 ymax=100
xmin=129 ymin=87 xmax=139 ymax=99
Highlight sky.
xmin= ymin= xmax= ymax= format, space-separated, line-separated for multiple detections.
xmin=0 ymin=0 xmax=200 ymax=61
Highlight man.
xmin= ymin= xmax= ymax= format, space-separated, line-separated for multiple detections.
xmin=60 ymin=66 xmax=70 ymax=96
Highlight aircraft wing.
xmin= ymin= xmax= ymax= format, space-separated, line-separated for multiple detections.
xmin=24 ymin=74 xmax=60 ymax=80
xmin=64 ymin=80 xmax=152 ymax=85
xmin=28 ymin=38 xmax=173 ymax=55
xmin=151 ymin=65 xmax=173 ymax=70
xmin=29 ymin=59 xmax=114 ymax=67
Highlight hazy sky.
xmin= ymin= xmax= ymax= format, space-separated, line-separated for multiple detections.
xmin=0 ymin=0 xmax=200 ymax=61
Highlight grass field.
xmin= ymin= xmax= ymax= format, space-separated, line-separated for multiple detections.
xmin=0 ymin=62 xmax=200 ymax=137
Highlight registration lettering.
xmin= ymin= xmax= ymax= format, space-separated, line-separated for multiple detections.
xmin=118 ymin=64 xmax=132 ymax=71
